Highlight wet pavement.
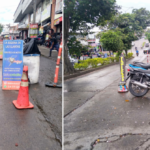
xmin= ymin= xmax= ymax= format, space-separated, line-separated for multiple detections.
xmin=29 ymin=56 xmax=62 ymax=144
xmin=64 ymin=39 xmax=149 ymax=150
xmin=38 ymin=45 xmax=58 ymax=62
xmin=0 ymin=54 xmax=62 ymax=149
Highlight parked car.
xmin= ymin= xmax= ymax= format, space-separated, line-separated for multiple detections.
xmin=143 ymin=47 xmax=150 ymax=54
xmin=145 ymin=43 xmax=149 ymax=47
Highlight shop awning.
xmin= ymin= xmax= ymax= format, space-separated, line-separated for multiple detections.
xmin=18 ymin=23 xmax=29 ymax=30
xmin=41 ymin=22 xmax=50 ymax=28
xmin=54 ymin=16 xmax=62 ymax=25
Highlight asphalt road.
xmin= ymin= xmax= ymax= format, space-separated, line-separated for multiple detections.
xmin=64 ymin=38 xmax=149 ymax=150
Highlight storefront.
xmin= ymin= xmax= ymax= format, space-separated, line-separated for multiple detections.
xmin=54 ymin=14 xmax=62 ymax=33
xmin=18 ymin=23 xmax=29 ymax=39
xmin=18 ymin=14 xmax=29 ymax=39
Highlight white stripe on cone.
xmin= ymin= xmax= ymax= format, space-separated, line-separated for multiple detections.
xmin=21 ymin=82 xmax=28 ymax=87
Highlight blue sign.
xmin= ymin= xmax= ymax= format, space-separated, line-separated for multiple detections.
xmin=2 ymin=40 xmax=23 ymax=90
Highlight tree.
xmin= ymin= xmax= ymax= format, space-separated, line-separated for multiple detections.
xmin=108 ymin=13 xmax=143 ymax=55
xmin=0 ymin=24 xmax=3 ymax=34
xmin=64 ymin=0 xmax=120 ymax=74
xmin=132 ymin=8 xmax=150 ymax=29
xmin=100 ymin=30 xmax=124 ymax=55
xmin=67 ymin=36 xmax=88 ymax=57
xmin=145 ymin=32 xmax=150 ymax=42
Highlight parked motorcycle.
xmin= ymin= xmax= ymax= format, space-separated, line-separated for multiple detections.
xmin=126 ymin=62 xmax=150 ymax=97
xmin=35 ymin=32 xmax=46 ymax=45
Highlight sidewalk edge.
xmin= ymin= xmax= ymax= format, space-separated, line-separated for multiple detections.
xmin=64 ymin=58 xmax=133 ymax=80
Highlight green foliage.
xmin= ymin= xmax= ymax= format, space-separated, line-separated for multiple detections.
xmin=104 ymin=10 xmax=150 ymax=55
xmin=142 ymin=42 xmax=145 ymax=47
xmin=74 ymin=57 xmax=113 ymax=70
xmin=67 ymin=36 xmax=88 ymax=56
xmin=74 ymin=53 xmax=133 ymax=70
xmin=115 ymin=56 xmax=120 ymax=62
xmin=145 ymin=32 xmax=150 ymax=42
xmin=90 ymin=59 xmax=99 ymax=68
xmin=125 ymin=52 xmax=133 ymax=59
xmin=64 ymin=0 xmax=120 ymax=74
xmin=0 ymin=24 xmax=3 ymax=34
xmin=97 ymin=58 xmax=104 ymax=65
xmin=103 ymin=58 xmax=111 ymax=65
xmin=74 ymin=62 xmax=88 ymax=70
xmin=64 ymin=0 xmax=120 ymax=31
xmin=132 ymin=8 xmax=150 ymax=29
xmin=100 ymin=30 xmax=124 ymax=53
xmin=109 ymin=57 xmax=115 ymax=62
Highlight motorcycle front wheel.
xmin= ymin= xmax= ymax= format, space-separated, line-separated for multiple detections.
xmin=129 ymin=76 xmax=148 ymax=97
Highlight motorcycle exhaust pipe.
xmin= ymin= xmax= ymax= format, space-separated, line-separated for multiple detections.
xmin=130 ymin=80 xmax=148 ymax=89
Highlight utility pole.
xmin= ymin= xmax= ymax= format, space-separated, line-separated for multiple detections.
xmin=51 ymin=0 xmax=56 ymax=31
xmin=33 ymin=0 xmax=37 ymax=23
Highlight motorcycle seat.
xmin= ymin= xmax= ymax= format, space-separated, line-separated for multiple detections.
xmin=140 ymin=64 xmax=150 ymax=69
xmin=134 ymin=63 xmax=150 ymax=69
xmin=134 ymin=68 xmax=150 ymax=74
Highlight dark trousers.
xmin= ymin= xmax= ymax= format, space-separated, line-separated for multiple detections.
xmin=49 ymin=44 xmax=59 ymax=56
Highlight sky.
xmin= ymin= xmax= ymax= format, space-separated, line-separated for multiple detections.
xmin=116 ymin=0 xmax=150 ymax=13
xmin=0 ymin=0 xmax=20 ymax=25
xmin=0 ymin=0 xmax=150 ymax=25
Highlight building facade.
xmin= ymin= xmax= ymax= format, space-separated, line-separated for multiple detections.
xmin=14 ymin=0 xmax=62 ymax=40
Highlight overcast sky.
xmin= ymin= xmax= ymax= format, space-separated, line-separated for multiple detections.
xmin=116 ymin=0 xmax=150 ymax=13
xmin=1 ymin=0 xmax=150 ymax=25
xmin=0 ymin=0 xmax=20 ymax=25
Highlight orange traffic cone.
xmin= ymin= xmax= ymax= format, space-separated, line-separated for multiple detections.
xmin=45 ymin=41 xmax=62 ymax=88
xmin=13 ymin=66 xmax=34 ymax=109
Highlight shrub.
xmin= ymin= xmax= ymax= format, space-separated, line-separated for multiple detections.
xmin=90 ymin=59 xmax=99 ymax=68
xmin=109 ymin=57 xmax=115 ymax=63
xmin=85 ymin=58 xmax=92 ymax=66
xmin=125 ymin=52 xmax=133 ymax=59
xmin=103 ymin=58 xmax=110 ymax=65
xmin=128 ymin=52 xmax=133 ymax=58
xmin=115 ymin=56 xmax=120 ymax=62
xmin=97 ymin=58 xmax=104 ymax=65
xmin=142 ymin=42 xmax=145 ymax=47
xmin=74 ymin=62 xmax=88 ymax=70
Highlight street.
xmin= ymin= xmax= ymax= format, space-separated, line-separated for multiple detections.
xmin=64 ymin=38 xmax=150 ymax=150
xmin=0 ymin=52 xmax=62 ymax=149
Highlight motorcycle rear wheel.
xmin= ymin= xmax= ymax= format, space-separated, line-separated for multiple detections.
xmin=129 ymin=76 xmax=148 ymax=97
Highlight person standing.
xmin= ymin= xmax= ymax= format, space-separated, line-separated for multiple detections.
xmin=49 ymin=29 xmax=59 ymax=57
xmin=135 ymin=47 xmax=139 ymax=56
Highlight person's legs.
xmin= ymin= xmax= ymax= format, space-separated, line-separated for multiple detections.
xmin=49 ymin=49 xmax=52 ymax=57
xmin=49 ymin=44 xmax=59 ymax=57
xmin=56 ymin=44 xmax=59 ymax=52
xmin=49 ymin=46 xmax=54 ymax=57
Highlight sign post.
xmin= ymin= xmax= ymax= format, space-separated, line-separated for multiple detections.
xmin=29 ymin=24 xmax=38 ymax=38
xmin=118 ymin=55 xmax=128 ymax=92
xmin=2 ymin=40 xmax=23 ymax=90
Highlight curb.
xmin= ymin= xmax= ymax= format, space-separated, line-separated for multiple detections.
xmin=64 ymin=58 xmax=133 ymax=80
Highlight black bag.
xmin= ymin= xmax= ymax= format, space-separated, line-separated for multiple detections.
xmin=23 ymin=38 xmax=41 ymax=55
